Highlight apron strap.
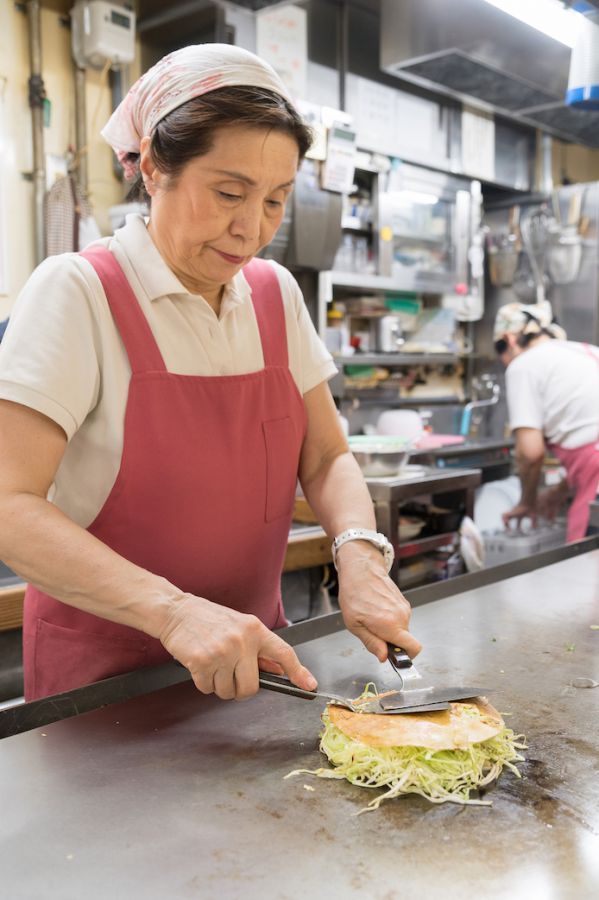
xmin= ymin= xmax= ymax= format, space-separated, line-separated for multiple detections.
xmin=582 ymin=342 xmax=599 ymax=368
xmin=242 ymin=258 xmax=288 ymax=368
xmin=80 ymin=247 xmax=167 ymax=374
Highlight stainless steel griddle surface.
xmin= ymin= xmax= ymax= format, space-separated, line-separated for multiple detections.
xmin=2 ymin=552 xmax=599 ymax=900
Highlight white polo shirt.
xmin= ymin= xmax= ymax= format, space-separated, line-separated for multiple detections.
xmin=0 ymin=214 xmax=337 ymax=527
xmin=505 ymin=339 xmax=599 ymax=449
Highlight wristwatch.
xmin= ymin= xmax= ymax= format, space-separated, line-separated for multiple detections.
xmin=331 ymin=528 xmax=394 ymax=573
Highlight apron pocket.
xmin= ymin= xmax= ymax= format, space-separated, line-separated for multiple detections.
xmin=33 ymin=618 xmax=149 ymax=698
xmin=263 ymin=416 xmax=298 ymax=522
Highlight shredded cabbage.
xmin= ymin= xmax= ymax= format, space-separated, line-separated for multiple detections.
xmin=286 ymin=698 xmax=526 ymax=813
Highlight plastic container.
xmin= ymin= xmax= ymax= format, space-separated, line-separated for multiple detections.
xmin=483 ymin=524 xmax=567 ymax=568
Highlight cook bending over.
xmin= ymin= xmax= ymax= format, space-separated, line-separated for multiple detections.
xmin=494 ymin=300 xmax=599 ymax=541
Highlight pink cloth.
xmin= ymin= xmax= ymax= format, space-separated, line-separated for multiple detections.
xmin=100 ymin=43 xmax=292 ymax=175
xmin=549 ymin=441 xmax=599 ymax=541
xmin=547 ymin=342 xmax=599 ymax=541
xmin=415 ymin=434 xmax=465 ymax=450
xmin=23 ymin=249 xmax=306 ymax=700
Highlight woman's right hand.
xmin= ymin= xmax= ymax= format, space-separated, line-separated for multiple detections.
xmin=158 ymin=594 xmax=317 ymax=700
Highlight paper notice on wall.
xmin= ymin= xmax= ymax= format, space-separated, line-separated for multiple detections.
xmin=395 ymin=92 xmax=442 ymax=159
xmin=345 ymin=74 xmax=397 ymax=156
xmin=461 ymin=107 xmax=495 ymax=181
xmin=256 ymin=4 xmax=307 ymax=101
xmin=321 ymin=123 xmax=357 ymax=194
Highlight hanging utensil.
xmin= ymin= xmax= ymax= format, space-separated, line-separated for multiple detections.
xmin=519 ymin=207 xmax=550 ymax=303
xmin=487 ymin=206 xmax=521 ymax=287
xmin=548 ymin=188 xmax=584 ymax=285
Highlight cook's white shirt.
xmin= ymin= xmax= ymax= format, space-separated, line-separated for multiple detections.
xmin=0 ymin=215 xmax=337 ymax=528
xmin=505 ymin=340 xmax=599 ymax=449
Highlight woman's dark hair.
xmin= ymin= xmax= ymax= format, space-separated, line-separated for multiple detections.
xmin=494 ymin=325 xmax=558 ymax=355
xmin=125 ymin=85 xmax=313 ymax=202
xmin=516 ymin=327 xmax=556 ymax=348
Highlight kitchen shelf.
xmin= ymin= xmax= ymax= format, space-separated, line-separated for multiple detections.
xmin=334 ymin=353 xmax=460 ymax=366
xmin=326 ymin=271 xmax=452 ymax=293
xmin=398 ymin=531 xmax=457 ymax=560
xmin=335 ymin=387 xmax=462 ymax=406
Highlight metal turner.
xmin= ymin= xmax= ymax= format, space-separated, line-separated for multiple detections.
xmin=257 ymin=672 xmax=451 ymax=714
xmin=378 ymin=643 xmax=493 ymax=711
xmin=258 ymin=643 xmax=492 ymax=715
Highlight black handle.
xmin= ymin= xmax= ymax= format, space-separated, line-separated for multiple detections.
xmin=258 ymin=672 xmax=319 ymax=701
xmin=386 ymin=643 xmax=413 ymax=671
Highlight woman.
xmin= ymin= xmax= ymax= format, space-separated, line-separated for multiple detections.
xmin=0 ymin=44 xmax=420 ymax=702
xmin=494 ymin=300 xmax=599 ymax=541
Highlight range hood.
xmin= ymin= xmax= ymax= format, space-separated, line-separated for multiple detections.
xmin=380 ymin=0 xmax=599 ymax=148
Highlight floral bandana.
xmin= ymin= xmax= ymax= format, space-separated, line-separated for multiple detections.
xmin=493 ymin=300 xmax=567 ymax=342
xmin=101 ymin=43 xmax=293 ymax=179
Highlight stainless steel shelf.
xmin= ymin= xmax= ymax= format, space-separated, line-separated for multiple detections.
xmin=328 ymin=271 xmax=453 ymax=293
xmin=334 ymin=353 xmax=460 ymax=366
xmin=335 ymin=388 xmax=462 ymax=405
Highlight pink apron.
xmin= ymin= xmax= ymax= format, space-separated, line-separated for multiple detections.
xmin=23 ymin=247 xmax=306 ymax=700
xmin=548 ymin=343 xmax=599 ymax=542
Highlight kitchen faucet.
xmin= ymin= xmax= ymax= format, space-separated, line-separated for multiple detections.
xmin=459 ymin=377 xmax=500 ymax=437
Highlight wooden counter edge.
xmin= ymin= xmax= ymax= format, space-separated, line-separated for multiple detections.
xmin=0 ymin=584 xmax=25 ymax=633
xmin=284 ymin=529 xmax=332 ymax=572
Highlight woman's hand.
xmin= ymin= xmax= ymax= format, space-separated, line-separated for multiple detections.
xmin=502 ymin=502 xmax=537 ymax=529
xmin=335 ymin=542 xmax=422 ymax=662
xmin=159 ymin=594 xmax=317 ymax=700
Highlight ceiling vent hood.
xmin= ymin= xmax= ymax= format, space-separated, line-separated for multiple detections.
xmin=380 ymin=0 xmax=599 ymax=148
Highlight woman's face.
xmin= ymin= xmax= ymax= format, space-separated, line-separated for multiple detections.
xmin=140 ymin=125 xmax=299 ymax=302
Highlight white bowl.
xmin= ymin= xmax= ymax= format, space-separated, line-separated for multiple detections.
xmin=348 ymin=435 xmax=412 ymax=477
xmin=376 ymin=409 xmax=424 ymax=442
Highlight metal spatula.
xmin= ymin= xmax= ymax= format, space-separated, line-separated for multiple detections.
xmin=258 ymin=672 xmax=451 ymax=715
xmin=379 ymin=644 xmax=493 ymax=711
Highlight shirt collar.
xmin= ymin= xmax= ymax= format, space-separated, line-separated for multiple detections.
xmin=113 ymin=213 xmax=251 ymax=313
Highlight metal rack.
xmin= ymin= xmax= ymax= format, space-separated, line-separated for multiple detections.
xmin=366 ymin=466 xmax=482 ymax=582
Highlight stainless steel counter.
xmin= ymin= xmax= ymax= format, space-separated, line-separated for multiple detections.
xmin=1 ymin=550 xmax=599 ymax=900
xmin=410 ymin=437 xmax=514 ymax=483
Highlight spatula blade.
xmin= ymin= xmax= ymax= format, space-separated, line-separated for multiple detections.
xmin=379 ymin=687 xmax=495 ymax=711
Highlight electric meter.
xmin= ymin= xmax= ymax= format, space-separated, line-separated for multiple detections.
xmin=71 ymin=1 xmax=135 ymax=69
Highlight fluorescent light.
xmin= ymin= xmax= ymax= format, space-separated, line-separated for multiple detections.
xmin=481 ymin=0 xmax=582 ymax=48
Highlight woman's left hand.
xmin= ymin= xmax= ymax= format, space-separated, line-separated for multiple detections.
xmin=335 ymin=542 xmax=422 ymax=662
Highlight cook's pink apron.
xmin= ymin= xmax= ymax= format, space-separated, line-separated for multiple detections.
xmin=547 ymin=343 xmax=599 ymax=542
xmin=23 ymin=247 xmax=306 ymax=700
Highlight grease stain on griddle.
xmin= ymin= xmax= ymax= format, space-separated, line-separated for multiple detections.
xmin=501 ymin=756 xmax=598 ymax=834
xmin=261 ymin=806 xmax=284 ymax=820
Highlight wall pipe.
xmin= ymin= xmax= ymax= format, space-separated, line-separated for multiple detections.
xmin=337 ymin=0 xmax=349 ymax=111
xmin=73 ymin=65 xmax=88 ymax=197
xmin=26 ymin=0 xmax=46 ymax=265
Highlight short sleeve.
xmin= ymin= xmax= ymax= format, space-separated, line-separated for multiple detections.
xmin=272 ymin=263 xmax=338 ymax=395
xmin=0 ymin=254 xmax=103 ymax=440
xmin=505 ymin=359 xmax=544 ymax=432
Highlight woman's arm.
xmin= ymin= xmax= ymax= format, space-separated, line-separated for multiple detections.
xmin=298 ymin=382 xmax=421 ymax=660
xmin=0 ymin=399 xmax=316 ymax=697
xmin=502 ymin=426 xmax=545 ymax=527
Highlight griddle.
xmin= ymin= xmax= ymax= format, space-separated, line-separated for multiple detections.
xmin=1 ymin=548 xmax=599 ymax=899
